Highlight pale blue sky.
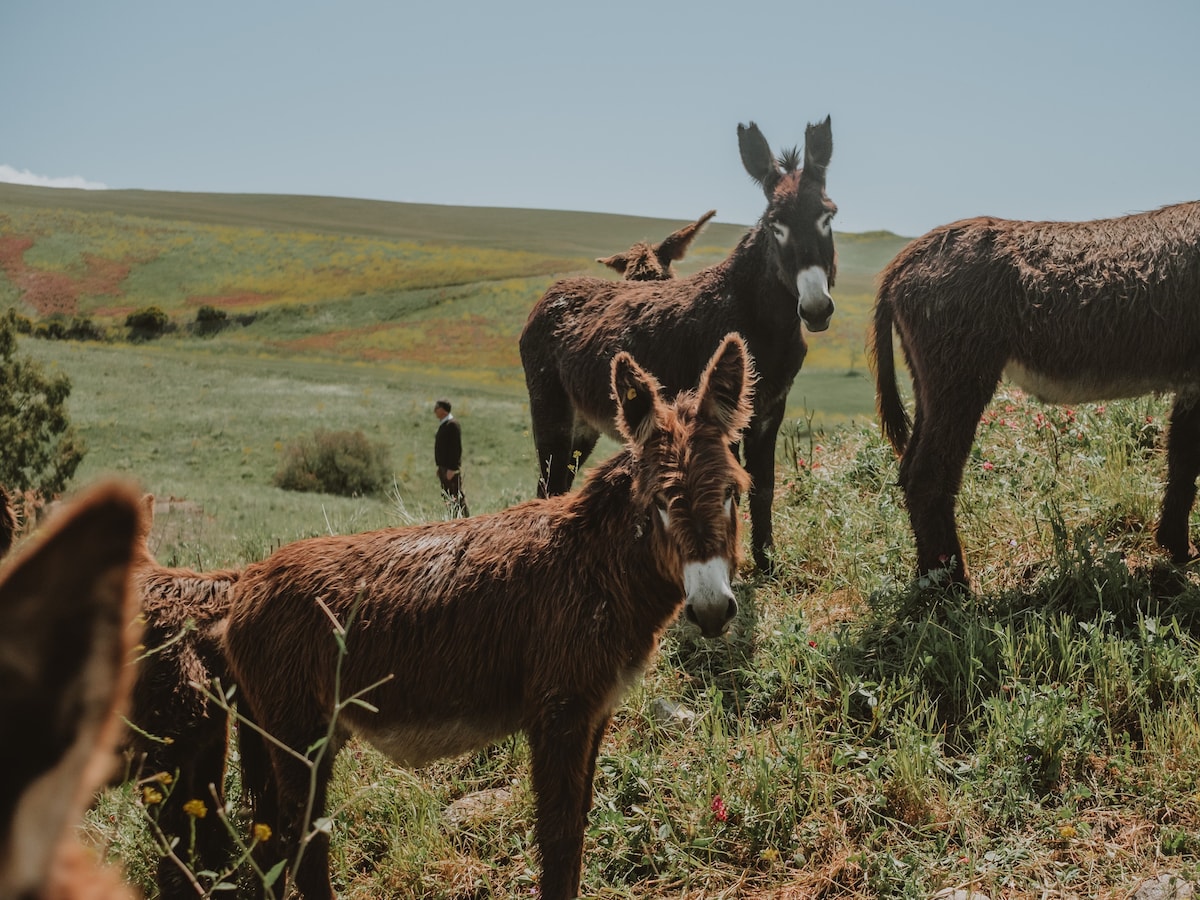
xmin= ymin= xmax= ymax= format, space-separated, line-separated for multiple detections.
xmin=2 ymin=0 xmax=1196 ymax=236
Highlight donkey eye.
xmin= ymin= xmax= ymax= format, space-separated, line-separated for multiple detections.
xmin=654 ymin=493 xmax=671 ymax=525
xmin=723 ymin=484 xmax=736 ymax=513
xmin=816 ymin=211 xmax=835 ymax=237
xmin=771 ymin=222 xmax=789 ymax=245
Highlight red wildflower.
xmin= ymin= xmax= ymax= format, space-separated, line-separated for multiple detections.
xmin=711 ymin=796 xmax=728 ymax=823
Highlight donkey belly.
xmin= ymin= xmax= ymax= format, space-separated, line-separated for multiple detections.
xmin=350 ymin=715 xmax=517 ymax=769
xmin=1004 ymin=361 xmax=1180 ymax=405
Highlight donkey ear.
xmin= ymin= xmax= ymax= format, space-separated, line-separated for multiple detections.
xmin=596 ymin=252 xmax=629 ymax=275
xmin=612 ymin=351 xmax=665 ymax=447
xmin=738 ymin=122 xmax=780 ymax=197
xmin=697 ymin=333 xmax=756 ymax=439
xmin=0 ymin=482 xmax=140 ymax=895
xmin=802 ymin=115 xmax=833 ymax=188
xmin=656 ymin=209 xmax=716 ymax=265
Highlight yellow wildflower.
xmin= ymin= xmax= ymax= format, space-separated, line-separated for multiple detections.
xmin=252 ymin=823 xmax=272 ymax=843
xmin=142 ymin=787 xmax=164 ymax=806
xmin=1058 ymin=824 xmax=1077 ymax=840
xmin=182 ymin=799 xmax=207 ymax=819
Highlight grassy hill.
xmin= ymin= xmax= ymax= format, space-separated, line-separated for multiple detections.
xmin=0 ymin=183 xmax=910 ymax=420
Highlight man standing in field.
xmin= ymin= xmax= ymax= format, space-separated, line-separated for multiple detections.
xmin=434 ymin=399 xmax=469 ymax=517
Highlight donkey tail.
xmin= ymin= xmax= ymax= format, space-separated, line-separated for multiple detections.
xmin=871 ymin=274 xmax=911 ymax=455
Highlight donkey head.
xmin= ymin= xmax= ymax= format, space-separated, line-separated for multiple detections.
xmin=738 ymin=117 xmax=837 ymax=332
xmin=0 ymin=482 xmax=142 ymax=899
xmin=597 ymin=210 xmax=717 ymax=282
xmin=612 ymin=333 xmax=754 ymax=637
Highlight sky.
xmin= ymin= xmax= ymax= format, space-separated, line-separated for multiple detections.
xmin=2 ymin=0 xmax=1197 ymax=237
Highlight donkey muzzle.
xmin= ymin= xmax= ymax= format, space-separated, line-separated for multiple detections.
xmin=683 ymin=558 xmax=738 ymax=638
xmin=796 ymin=265 xmax=834 ymax=333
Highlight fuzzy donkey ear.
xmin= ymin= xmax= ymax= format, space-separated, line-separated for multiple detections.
xmin=656 ymin=209 xmax=717 ymax=266
xmin=0 ymin=481 xmax=141 ymax=898
xmin=738 ymin=122 xmax=781 ymax=198
xmin=612 ymin=351 xmax=665 ymax=448
xmin=697 ymin=333 xmax=755 ymax=440
xmin=596 ymin=252 xmax=630 ymax=275
xmin=802 ymin=115 xmax=833 ymax=188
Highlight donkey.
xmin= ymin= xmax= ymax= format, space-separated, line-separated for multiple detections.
xmin=520 ymin=117 xmax=836 ymax=573
xmin=872 ymin=200 xmax=1200 ymax=586
xmin=223 ymin=334 xmax=755 ymax=900
xmin=596 ymin=209 xmax=717 ymax=281
xmin=0 ymin=481 xmax=143 ymax=900
xmin=121 ymin=495 xmax=241 ymax=899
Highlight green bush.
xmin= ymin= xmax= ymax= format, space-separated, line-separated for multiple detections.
xmin=0 ymin=309 xmax=86 ymax=496
xmin=273 ymin=428 xmax=392 ymax=496
xmin=125 ymin=305 xmax=170 ymax=339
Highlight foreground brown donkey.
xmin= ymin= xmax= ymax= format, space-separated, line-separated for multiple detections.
xmin=121 ymin=496 xmax=241 ymax=899
xmin=0 ymin=482 xmax=142 ymax=900
xmin=596 ymin=208 xmax=716 ymax=281
xmin=224 ymin=334 xmax=755 ymax=900
xmin=873 ymin=201 xmax=1200 ymax=585
xmin=521 ymin=117 xmax=836 ymax=572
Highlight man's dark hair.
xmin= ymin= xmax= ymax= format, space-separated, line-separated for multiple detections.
xmin=435 ymin=399 xmax=452 ymax=413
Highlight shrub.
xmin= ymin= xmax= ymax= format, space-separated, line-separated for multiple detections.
xmin=273 ymin=428 xmax=392 ymax=496
xmin=0 ymin=309 xmax=86 ymax=496
xmin=194 ymin=304 xmax=228 ymax=336
xmin=125 ymin=305 xmax=170 ymax=339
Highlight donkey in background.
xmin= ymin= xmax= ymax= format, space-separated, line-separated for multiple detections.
xmin=596 ymin=209 xmax=716 ymax=281
xmin=0 ymin=482 xmax=143 ymax=900
xmin=223 ymin=334 xmax=755 ymax=900
xmin=121 ymin=495 xmax=241 ymax=899
xmin=873 ymin=200 xmax=1200 ymax=586
xmin=521 ymin=117 xmax=836 ymax=573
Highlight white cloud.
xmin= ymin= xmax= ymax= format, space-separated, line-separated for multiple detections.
xmin=0 ymin=164 xmax=107 ymax=190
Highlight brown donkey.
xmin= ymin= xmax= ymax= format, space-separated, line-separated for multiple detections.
xmin=873 ymin=201 xmax=1200 ymax=586
xmin=596 ymin=208 xmax=717 ymax=281
xmin=0 ymin=481 xmax=142 ymax=900
xmin=223 ymin=334 xmax=755 ymax=900
xmin=521 ymin=118 xmax=835 ymax=573
xmin=121 ymin=495 xmax=241 ymax=899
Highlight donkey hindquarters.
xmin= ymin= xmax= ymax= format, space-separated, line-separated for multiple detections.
xmin=520 ymin=117 xmax=836 ymax=573
xmin=223 ymin=334 xmax=755 ymax=900
xmin=873 ymin=202 xmax=1200 ymax=585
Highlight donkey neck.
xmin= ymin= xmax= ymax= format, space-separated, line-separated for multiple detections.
xmin=720 ymin=224 xmax=802 ymax=324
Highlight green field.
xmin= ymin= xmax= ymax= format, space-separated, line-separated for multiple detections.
xmin=5 ymin=184 xmax=1200 ymax=899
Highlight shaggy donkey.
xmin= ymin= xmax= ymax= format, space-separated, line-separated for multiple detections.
xmin=873 ymin=200 xmax=1200 ymax=585
xmin=0 ymin=481 xmax=142 ymax=900
xmin=121 ymin=495 xmax=241 ymax=899
xmin=0 ymin=486 xmax=16 ymax=559
xmin=223 ymin=334 xmax=755 ymax=900
xmin=521 ymin=117 xmax=836 ymax=573
xmin=596 ymin=208 xmax=716 ymax=281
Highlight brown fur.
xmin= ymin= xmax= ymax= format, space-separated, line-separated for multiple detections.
xmin=0 ymin=486 xmax=16 ymax=560
xmin=223 ymin=335 xmax=755 ymax=900
xmin=0 ymin=481 xmax=144 ymax=899
xmin=596 ymin=209 xmax=716 ymax=281
xmin=121 ymin=495 xmax=241 ymax=899
xmin=872 ymin=201 xmax=1200 ymax=584
xmin=521 ymin=119 xmax=836 ymax=573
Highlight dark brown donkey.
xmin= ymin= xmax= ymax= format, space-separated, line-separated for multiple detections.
xmin=596 ymin=208 xmax=716 ymax=281
xmin=122 ymin=495 xmax=241 ymax=899
xmin=223 ymin=334 xmax=755 ymax=900
xmin=1 ymin=481 xmax=142 ymax=900
xmin=873 ymin=201 xmax=1200 ymax=586
xmin=521 ymin=117 xmax=836 ymax=572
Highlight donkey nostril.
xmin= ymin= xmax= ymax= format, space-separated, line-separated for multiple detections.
xmin=724 ymin=596 xmax=738 ymax=622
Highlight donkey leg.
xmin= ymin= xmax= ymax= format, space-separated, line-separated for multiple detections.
xmin=1156 ymin=389 xmax=1200 ymax=563
xmin=902 ymin=381 xmax=997 ymax=586
xmin=742 ymin=402 xmax=785 ymax=573
xmin=570 ymin=423 xmax=602 ymax=476
xmin=528 ymin=708 xmax=609 ymax=900
xmin=528 ymin=379 xmax=578 ymax=498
